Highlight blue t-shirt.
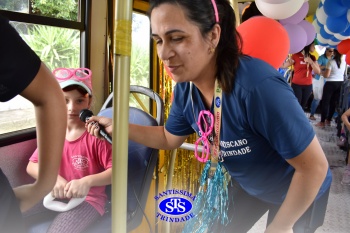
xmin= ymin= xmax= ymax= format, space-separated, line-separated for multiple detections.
xmin=315 ymin=54 xmax=329 ymax=80
xmin=166 ymin=56 xmax=332 ymax=204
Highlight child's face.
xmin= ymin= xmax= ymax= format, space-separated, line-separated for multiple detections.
xmin=64 ymin=89 xmax=91 ymax=122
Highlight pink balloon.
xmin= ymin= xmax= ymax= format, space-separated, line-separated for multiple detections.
xmin=283 ymin=24 xmax=307 ymax=53
xmin=279 ymin=1 xmax=309 ymax=24
xmin=298 ymin=20 xmax=316 ymax=45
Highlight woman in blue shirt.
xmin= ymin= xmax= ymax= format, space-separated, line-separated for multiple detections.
xmin=87 ymin=1 xmax=332 ymax=232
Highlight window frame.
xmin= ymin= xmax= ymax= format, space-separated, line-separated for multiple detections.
xmin=0 ymin=0 xmax=90 ymax=139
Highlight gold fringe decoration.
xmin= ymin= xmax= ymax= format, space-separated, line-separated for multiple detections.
xmin=157 ymin=59 xmax=205 ymax=201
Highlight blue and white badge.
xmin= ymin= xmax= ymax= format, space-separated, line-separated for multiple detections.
xmin=215 ymin=96 xmax=221 ymax=108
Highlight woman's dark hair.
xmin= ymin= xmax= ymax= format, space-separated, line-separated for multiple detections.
xmin=302 ymin=41 xmax=314 ymax=57
xmin=148 ymin=0 xmax=243 ymax=93
xmin=332 ymin=49 xmax=342 ymax=68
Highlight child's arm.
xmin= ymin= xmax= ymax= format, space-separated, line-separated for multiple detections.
xmin=65 ymin=168 xmax=112 ymax=198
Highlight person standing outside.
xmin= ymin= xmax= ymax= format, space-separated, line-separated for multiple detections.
xmin=0 ymin=14 xmax=66 ymax=232
xmin=282 ymin=42 xmax=321 ymax=110
xmin=309 ymin=48 xmax=334 ymax=120
xmin=316 ymin=49 xmax=346 ymax=128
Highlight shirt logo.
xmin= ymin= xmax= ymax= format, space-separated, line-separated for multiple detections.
xmin=71 ymin=155 xmax=89 ymax=170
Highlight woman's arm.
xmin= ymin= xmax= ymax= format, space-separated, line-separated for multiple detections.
xmin=265 ymin=136 xmax=328 ymax=233
xmin=85 ymin=116 xmax=188 ymax=150
xmin=323 ymin=61 xmax=331 ymax=78
xmin=305 ymin=57 xmax=321 ymax=75
xmin=13 ymin=63 xmax=66 ymax=212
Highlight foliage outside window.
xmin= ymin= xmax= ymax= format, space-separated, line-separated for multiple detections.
xmin=0 ymin=0 xmax=79 ymax=21
xmin=0 ymin=1 xmax=81 ymax=134
xmin=130 ymin=13 xmax=150 ymax=110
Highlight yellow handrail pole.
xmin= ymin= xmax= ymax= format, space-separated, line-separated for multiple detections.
xmin=112 ymin=0 xmax=133 ymax=232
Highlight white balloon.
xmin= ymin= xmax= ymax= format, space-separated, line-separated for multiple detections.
xmin=334 ymin=33 xmax=350 ymax=40
xmin=317 ymin=34 xmax=329 ymax=45
xmin=255 ymin=0 xmax=304 ymax=20
xmin=328 ymin=39 xmax=340 ymax=46
xmin=324 ymin=25 xmax=336 ymax=35
xmin=312 ymin=19 xmax=321 ymax=34
xmin=347 ymin=9 xmax=350 ymax=23
xmin=316 ymin=6 xmax=327 ymax=25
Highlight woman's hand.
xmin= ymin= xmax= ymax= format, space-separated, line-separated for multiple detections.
xmin=85 ymin=116 xmax=113 ymax=140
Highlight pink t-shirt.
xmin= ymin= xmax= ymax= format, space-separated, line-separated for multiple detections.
xmin=30 ymin=131 xmax=112 ymax=215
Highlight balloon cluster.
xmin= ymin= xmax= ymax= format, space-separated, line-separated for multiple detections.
xmin=237 ymin=0 xmax=315 ymax=69
xmin=315 ymin=0 xmax=350 ymax=48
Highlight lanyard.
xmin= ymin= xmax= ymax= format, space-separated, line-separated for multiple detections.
xmin=209 ymin=80 xmax=222 ymax=177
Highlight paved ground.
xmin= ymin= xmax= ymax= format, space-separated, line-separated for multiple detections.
xmin=248 ymin=113 xmax=350 ymax=233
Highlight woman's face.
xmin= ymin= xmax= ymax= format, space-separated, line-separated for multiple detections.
xmin=150 ymin=3 xmax=217 ymax=83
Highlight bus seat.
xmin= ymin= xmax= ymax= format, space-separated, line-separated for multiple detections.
xmin=26 ymin=85 xmax=164 ymax=233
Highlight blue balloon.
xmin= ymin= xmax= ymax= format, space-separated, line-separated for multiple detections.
xmin=330 ymin=36 xmax=341 ymax=43
xmin=341 ymin=0 xmax=350 ymax=8
xmin=324 ymin=0 xmax=347 ymax=17
xmin=320 ymin=26 xmax=333 ymax=39
xmin=326 ymin=14 xmax=348 ymax=33
xmin=341 ymin=25 xmax=350 ymax=36
xmin=317 ymin=19 xmax=323 ymax=28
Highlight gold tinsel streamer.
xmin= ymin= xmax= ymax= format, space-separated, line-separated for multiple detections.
xmin=158 ymin=60 xmax=205 ymax=232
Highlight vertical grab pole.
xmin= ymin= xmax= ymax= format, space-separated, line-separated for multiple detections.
xmin=112 ymin=0 xmax=133 ymax=232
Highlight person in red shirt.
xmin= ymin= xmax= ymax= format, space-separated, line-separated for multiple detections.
xmin=282 ymin=41 xmax=321 ymax=109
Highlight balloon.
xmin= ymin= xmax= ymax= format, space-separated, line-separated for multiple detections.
xmin=337 ymin=39 xmax=350 ymax=54
xmin=298 ymin=20 xmax=316 ymax=45
xmin=255 ymin=0 xmax=304 ymax=20
xmin=312 ymin=19 xmax=321 ymax=34
xmin=283 ymin=24 xmax=307 ymax=53
xmin=347 ymin=9 xmax=350 ymax=23
xmin=237 ymin=16 xmax=289 ymax=69
xmin=346 ymin=50 xmax=350 ymax=65
xmin=324 ymin=0 xmax=347 ymax=18
xmin=279 ymin=1 xmax=309 ymax=25
xmin=320 ymin=26 xmax=333 ymax=39
xmin=317 ymin=34 xmax=329 ymax=45
xmin=342 ymin=0 xmax=350 ymax=9
xmin=326 ymin=14 xmax=348 ymax=34
xmin=315 ymin=6 xmax=327 ymax=25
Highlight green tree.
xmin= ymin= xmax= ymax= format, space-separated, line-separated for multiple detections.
xmin=0 ymin=0 xmax=28 ymax=12
xmin=23 ymin=25 xmax=80 ymax=70
xmin=31 ymin=0 xmax=78 ymax=21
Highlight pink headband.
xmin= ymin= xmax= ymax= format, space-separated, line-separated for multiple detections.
xmin=211 ymin=0 xmax=219 ymax=23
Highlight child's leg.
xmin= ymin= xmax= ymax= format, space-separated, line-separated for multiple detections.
xmin=46 ymin=201 xmax=100 ymax=233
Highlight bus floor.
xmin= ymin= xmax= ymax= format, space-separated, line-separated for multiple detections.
xmin=249 ymin=113 xmax=350 ymax=233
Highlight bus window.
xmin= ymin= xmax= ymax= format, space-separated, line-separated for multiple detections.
xmin=0 ymin=0 xmax=85 ymax=135
xmin=0 ymin=0 xmax=80 ymax=21
xmin=130 ymin=12 xmax=150 ymax=110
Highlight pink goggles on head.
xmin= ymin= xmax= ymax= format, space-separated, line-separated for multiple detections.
xmin=53 ymin=68 xmax=92 ymax=94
